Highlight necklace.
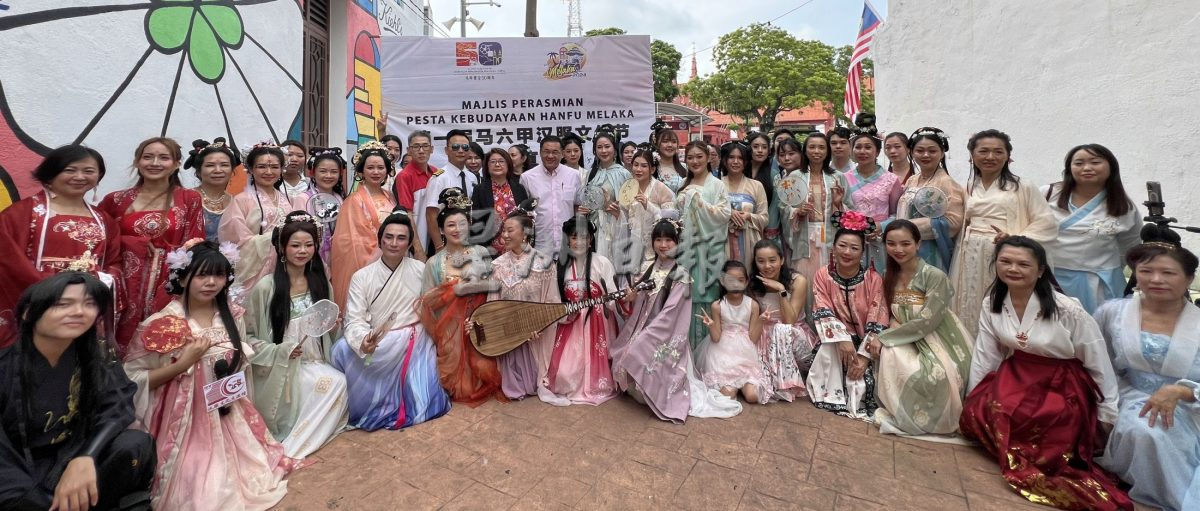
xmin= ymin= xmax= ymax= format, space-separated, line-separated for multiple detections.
xmin=1003 ymin=303 xmax=1041 ymax=349
xmin=199 ymin=187 xmax=229 ymax=212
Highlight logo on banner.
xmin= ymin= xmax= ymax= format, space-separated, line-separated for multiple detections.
xmin=456 ymin=42 xmax=503 ymax=66
xmin=544 ymin=43 xmax=587 ymax=80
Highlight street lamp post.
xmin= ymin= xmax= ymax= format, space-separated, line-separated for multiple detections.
xmin=444 ymin=0 xmax=501 ymax=37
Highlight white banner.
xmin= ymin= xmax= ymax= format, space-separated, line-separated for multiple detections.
xmin=379 ymin=35 xmax=654 ymax=167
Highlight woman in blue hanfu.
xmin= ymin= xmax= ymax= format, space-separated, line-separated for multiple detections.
xmin=1095 ymin=232 xmax=1200 ymax=511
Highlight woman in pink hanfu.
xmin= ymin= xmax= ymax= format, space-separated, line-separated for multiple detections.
xmin=544 ymin=217 xmax=621 ymax=406
xmin=123 ymin=241 xmax=296 ymax=511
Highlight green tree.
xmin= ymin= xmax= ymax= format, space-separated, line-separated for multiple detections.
xmin=584 ymin=27 xmax=626 ymax=36
xmin=833 ymin=45 xmax=876 ymax=120
xmin=682 ymin=23 xmax=841 ymax=134
xmin=586 ymin=27 xmax=681 ymax=102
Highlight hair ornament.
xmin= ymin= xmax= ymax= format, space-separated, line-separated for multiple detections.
xmin=832 ymin=210 xmax=878 ymax=235
xmin=252 ymin=139 xmax=280 ymax=150
xmin=166 ymin=246 xmax=194 ymax=271
xmin=307 ymin=146 xmax=345 ymax=168
xmin=446 ymin=194 xmax=473 ymax=211
xmin=852 ymin=112 xmax=880 ymax=140
xmin=513 ymin=197 xmax=539 ymax=218
xmin=352 ymin=140 xmax=389 ymax=166
xmin=654 ymin=209 xmax=684 ymax=233
xmin=218 ymin=241 xmax=241 ymax=266
xmin=910 ymin=127 xmax=950 ymax=151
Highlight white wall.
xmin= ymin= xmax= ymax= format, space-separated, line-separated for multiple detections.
xmin=874 ymin=0 xmax=1200 ymax=249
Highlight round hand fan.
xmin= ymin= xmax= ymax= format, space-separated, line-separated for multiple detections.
xmin=576 ymin=185 xmax=605 ymax=211
xmin=298 ymin=299 xmax=340 ymax=338
xmin=776 ymin=172 xmax=809 ymax=207
xmin=618 ymin=180 xmax=638 ymax=207
xmin=307 ymin=193 xmax=341 ymax=224
xmin=912 ymin=186 xmax=949 ymax=218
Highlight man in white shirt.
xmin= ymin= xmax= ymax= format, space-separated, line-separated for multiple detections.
xmin=520 ymin=135 xmax=580 ymax=256
xmin=424 ymin=129 xmax=478 ymax=253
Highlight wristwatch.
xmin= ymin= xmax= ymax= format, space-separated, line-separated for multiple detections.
xmin=780 ymin=289 xmax=790 ymax=298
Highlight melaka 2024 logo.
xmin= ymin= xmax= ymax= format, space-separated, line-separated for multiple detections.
xmin=544 ymin=43 xmax=587 ymax=80
xmin=456 ymin=42 xmax=503 ymax=66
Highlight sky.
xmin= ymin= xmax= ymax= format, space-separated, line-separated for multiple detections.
xmin=424 ymin=0 xmax=889 ymax=83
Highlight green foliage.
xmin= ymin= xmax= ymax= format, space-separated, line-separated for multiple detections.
xmin=584 ymin=27 xmax=626 ymax=36
xmin=682 ymin=23 xmax=843 ymax=133
xmin=585 ymin=27 xmax=681 ymax=103
xmin=651 ymin=39 xmax=682 ymax=102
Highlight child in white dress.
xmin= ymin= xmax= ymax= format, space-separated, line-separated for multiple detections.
xmin=697 ymin=260 xmax=769 ymax=403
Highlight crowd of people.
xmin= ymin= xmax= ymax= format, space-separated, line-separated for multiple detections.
xmin=0 ymin=118 xmax=1195 ymax=511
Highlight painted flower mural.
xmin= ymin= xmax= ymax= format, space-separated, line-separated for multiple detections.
xmin=0 ymin=0 xmax=303 ymax=199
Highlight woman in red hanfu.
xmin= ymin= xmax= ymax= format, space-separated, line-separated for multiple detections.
xmin=0 ymin=145 xmax=122 ymax=348
xmin=98 ymin=137 xmax=205 ymax=356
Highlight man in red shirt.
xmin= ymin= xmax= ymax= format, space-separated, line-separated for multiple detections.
xmin=393 ymin=130 xmax=438 ymax=252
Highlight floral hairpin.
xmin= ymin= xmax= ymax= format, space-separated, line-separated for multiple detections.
xmin=253 ymin=140 xmax=280 ymax=150
xmin=654 ymin=209 xmax=684 ymax=233
xmin=832 ymin=210 xmax=878 ymax=235
xmin=286 ymin=213 xmax=319 ymax=226
xmin=307 ymin=147 xmax=345 ymax=168
xmin=513 ymin=198 xmax=539 ymax=218
xmin=1144 ymin=241 xmax=1179 ymax=251
xmin=910 ymin=128 xmax=949 ymax=149
xmin=352 ymin=140 xmax=389 ymax=166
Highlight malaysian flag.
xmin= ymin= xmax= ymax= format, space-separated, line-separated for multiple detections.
xmin=845 ymin=1 xmax=883 ymax=122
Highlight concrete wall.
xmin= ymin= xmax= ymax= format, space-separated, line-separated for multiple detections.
xmin=874 ymin=0 xmax=1200 ymax=248
xmin=0 ymin=1 xmax=305 ymax=203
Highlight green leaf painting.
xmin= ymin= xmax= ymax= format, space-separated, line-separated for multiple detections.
xmin=146 ymin=0 xmax=245 ymax=83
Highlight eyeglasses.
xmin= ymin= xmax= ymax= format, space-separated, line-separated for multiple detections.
xmin=450 ymin=144 xmax=471 ymax=151
xmin=488 ymin=160 xmax=507 ymax=166
xmin=410 ymin=143 xmax=432 ymax=151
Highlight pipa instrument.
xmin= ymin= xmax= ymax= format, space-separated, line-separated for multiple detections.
xmin=468 ymin=280 xmax=655 ymax=357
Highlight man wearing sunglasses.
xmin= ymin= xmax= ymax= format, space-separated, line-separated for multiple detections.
xmin=423 ymin=129 xmax=479 ymax=254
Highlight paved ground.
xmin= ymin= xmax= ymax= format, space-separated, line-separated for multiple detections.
xmin=276 ymin=396 xmax=1155 ymax=511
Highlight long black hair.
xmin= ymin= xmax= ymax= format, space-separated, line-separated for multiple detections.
xmin=747 ymin=239 xmax=795 ymax=297
xmin=636 ymin=217 xmax=683 ymax=310
xmin=987 ymin=236 xmax=1059 ymax=320
xmin=1048 ymin=144 xmax=1133 ymax=217
xmin=745 ymin=132 xmax=775 ymax=203
xmin=168 ymin=241 xmax=245 ymax=412
xmin=587 ymin=130 xmax=621 ymax=184
xmin=967 ymin=129 xmax=1019 ymax=193
xmin=719 ymin=142 xmax=751 ymax=177
xmin=651 ymin=125 xmax=687 ymax=177
xmin=268 ymin=211 xmax=332 ymax=345
xmin=14 ymin=272 xmax=114 ymax=450
xmin=680 ymin=140 xmax=711 ymax=190
xmin=562 ymin=132 xmax=585 ymax=168
xmin=881 ymin=219 xmax=922 ymax=307
xmin=796 ymin=134 xmax=835 ymax=175
xmin=908 ymin=127 xmax=950 ymax=175
xmin=558 ymin=216 xmax=598 ymax=306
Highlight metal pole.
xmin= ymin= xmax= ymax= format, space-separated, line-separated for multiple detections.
xmin=524 ymin=0 xmax=538 ymax=37
xmin=460 ymin=0 xmax=467 ymax=37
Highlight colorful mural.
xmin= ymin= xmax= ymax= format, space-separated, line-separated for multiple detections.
xmin=346 ymin=1 xmax=385 ymax=147
xmin=0 ymin=0 xmax=305 ymax=207
xmin=345 ymin=0 xmax=427 ymax=148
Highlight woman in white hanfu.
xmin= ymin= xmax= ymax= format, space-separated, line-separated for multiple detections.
xmin=618 ymin=148 xmax=675 ymax=274
xmin=1095 ymin=236 xmax=1200 ymax=511
xmin=1042 ymin=144 xmax=1142 ymax=313
xmin=948 ymin=130 xmax=1056 ymax=339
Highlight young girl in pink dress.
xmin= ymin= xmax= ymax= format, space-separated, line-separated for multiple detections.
xmin=696 ymin=260 xmax=769 ymax=404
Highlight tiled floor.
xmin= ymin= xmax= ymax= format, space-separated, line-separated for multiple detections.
xmin=277 ymin=396 xmax=1155 ymax=510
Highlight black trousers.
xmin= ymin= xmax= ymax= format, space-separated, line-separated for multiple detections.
xmin=18 ymin=430 xmax=156 ymax=511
